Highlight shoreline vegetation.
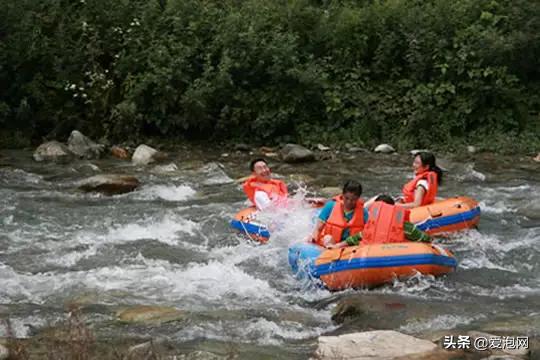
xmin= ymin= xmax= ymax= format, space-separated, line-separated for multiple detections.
xmin=1 ymin=0 xmax=539 ymax=154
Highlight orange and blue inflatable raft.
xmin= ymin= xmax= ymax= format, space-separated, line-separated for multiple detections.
xmin=231 ymin=196 xmax=480 ymax=242
xmin=288 ymin=242 xmax=456 ymax=290
xmin=230 ymin=207 xmax=271 ymax=243
xmin=411 ymin=196 xmax=480 ymax=235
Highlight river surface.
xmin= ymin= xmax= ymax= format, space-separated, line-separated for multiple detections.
xmin=1 ymin=147 xmax=539 ymax=358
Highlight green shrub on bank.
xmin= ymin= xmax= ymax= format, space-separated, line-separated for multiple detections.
xmin=1 ymin=0 xmax=539 ymax=150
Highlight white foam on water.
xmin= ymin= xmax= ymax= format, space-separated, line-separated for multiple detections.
xmin=130 ymin=184 xmax=197 ymax=201
xmin=105 ymin=213 xmax=199 ymax=244
xmin=478 ymin=200 xmax=516 ymax=214
xmin=399 ymin=314 xmax=484 ymax=334
xmin=0 ymin=315 xmax=49 ymax=338
xmin=459 ymin=256 xmax=517 ymax=272
xmin=0 ymin=258 xmax=279 ymax=309
xmin=35 ymin=213 xmax=204 ymax=267
xmin=451 ymin=229 xmax=531 ymax=259
xmin=173 ymin=317 xmax=337 ymax=346
xmin=0 ymin=168 xmax=44 ymax=186
xmin=461 ymin=283 xmax=540 ymax=300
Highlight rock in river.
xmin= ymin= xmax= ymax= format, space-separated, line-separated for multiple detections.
xmin=77 ymin=174 xmax=140 ymax=195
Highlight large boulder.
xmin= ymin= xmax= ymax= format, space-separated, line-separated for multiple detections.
xmin=374 ymin=144 xmax=396 ymax=154
xmin=116 ymin=306 xmax=187 ymax=325
xmin=200 ymin=162 xmax=234 ymax=185
xmin=132 ymin=144 xmax=167 ymax=165
xmin=67 ymin=130 xmax=105 ymax=159
xmin=33 ymin=141 xmax=74 ymax=162
xmin=313 ymin=331 xmax=440 ymax=360
xmin=77 ymin=174 xmax=140 ymax=195
xmin=280 ymin=144 xmax=315 ymax=163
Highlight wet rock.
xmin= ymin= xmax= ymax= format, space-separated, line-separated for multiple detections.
xmin=33 ymin=141 xmax=74 ymax=162
xmin=77 ymin=174 xmax=140 ymax=195
xmin=132 ymin=144 xmax=167 ymax=165
xmin=111 ymin=146 xmax=129 ymax=159
xmin=200 ymin=162 xmax=234 ymax=185
xmin=178 ymin=350 xmax=226 ymax=360
xmin=280 ymin=144 xmax=315 ymax=163
xmin=319 ymin=187 xmax=341 ymax=198
xmin=265 ymin=152 xmax=279 ymax=158
xmin=220 ymin=153 xmax=229 ymax=157
xmin=411 ymin=149 xmax=429 ymax=156
xmin=151 ymin=163 xmax=179 ymax=175
xmin=259 ymin=146 xmax=274 ymax=153
xmin=74 ymin=162 xmax=101 ymax=174
xmin=467 ymin=145 xmax=477 ymax=154
xmin=128 ymin=341 xmax=155 ymax=359
xmin=534 ymin=153 xmax=540 ymax=162
xmin=235 ymin=175 xmax=250 ymax=184
xmin=313 ymin=330 xmax=439 ymax=360
xmin=289 ymin=174 xmax=315 ymax=184
xmin=0 ymin=344 xmax=7 ymax=360
xmin=117 ymin=306 xmax=187 ymax=325
xmin=234 ymin=143 xmax=250 ymax=152
xmin=67 ymin=130 xmax=105 ymax=159
xmin=374 ymin=144 xmax=395 ymax=154
xmin=347 ymin=147 xmax=368 ymax=153
xmin=317 ymin=144 xmax=330 ymax=151
xmin=481 ymin=356 xmax=523 ymax=360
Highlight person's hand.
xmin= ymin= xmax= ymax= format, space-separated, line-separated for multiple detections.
xmin=326 ymin=243 xmax=340 ymax=249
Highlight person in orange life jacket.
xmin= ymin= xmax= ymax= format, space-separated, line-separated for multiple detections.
xmin=327 ymin=195 xmax=431 ymax=249
xmin=310 ymin=180 xmax=368 ymax=247
xmin=397 ymin=152 xmax=444 ymax=209
xmin=242 ymin=158 xmax=288 ymax=210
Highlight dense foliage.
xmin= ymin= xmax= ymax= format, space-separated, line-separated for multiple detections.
xmin=1 ymin=0 xmax=539 ymax=151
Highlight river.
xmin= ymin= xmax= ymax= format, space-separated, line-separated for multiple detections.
xmin=0 ymin=147 xmax=538 ymax=358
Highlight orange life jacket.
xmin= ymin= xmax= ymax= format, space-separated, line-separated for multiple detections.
xmin=402 ymin=170 xmax=438 ymax=206
xmin=362 ymin=202 xmax=410 ymax=245
xmin=242 ymin=175 xmax=288 ymax=205
xmin=317 ymin=195 xmax=364 ymax=245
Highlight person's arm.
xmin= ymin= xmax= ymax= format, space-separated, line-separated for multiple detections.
xmin=404 ymin=222 xmax=431 ymax=242
xmin=310 ymin=201 xmax=333 ymax=242
xmin=326 ymin=233 xmax=362 ymax=249
xmin=397 ymin=186 xmax=425 ymax=209
xmin=254 ymin=191 xmax=272 ymax=210
xmin=311 ymin=219 xmax=325 ymax=242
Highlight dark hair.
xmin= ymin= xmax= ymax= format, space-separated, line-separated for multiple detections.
xmin=375 ymin=194 xmax=395 ymax=205
xmin=249 ymin=158 xmax=267 ymax=172
xmin=342 ymin=180 xmax=362 ymax=196
xmin=416 ymin=152 xmax=443 ymax=185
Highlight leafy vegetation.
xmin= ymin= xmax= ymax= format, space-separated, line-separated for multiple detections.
xmin=1 ymin=0 xmax=539 ymax=151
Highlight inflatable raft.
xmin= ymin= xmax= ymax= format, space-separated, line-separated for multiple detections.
xmin=230 ymin=207 xmax=271 ymax=243
xmin=288 ymin=242 xmax=456 ymax=290
xmin=411 ymin=196 xmax=480 ymax=235
xmin=231 ymin=196 xmax=480 ymax=242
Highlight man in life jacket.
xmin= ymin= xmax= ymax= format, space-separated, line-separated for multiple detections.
xmin=310 ymin=180 xmax=368 ymax=247
xmin=327 ymin=195 xmax=431 ymax=249
xmin=242 ymin=158 xmax=288 ymax=210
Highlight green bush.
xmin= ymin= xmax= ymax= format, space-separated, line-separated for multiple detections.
xmin=0 ymin=0 xmax=538 ymax=150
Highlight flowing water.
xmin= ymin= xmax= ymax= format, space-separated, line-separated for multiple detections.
xmin=0 ymin=147 xmax=539 ymax=358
